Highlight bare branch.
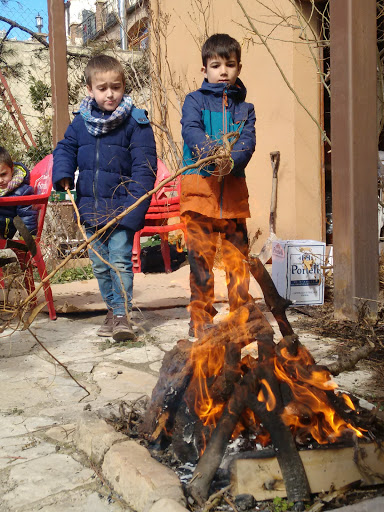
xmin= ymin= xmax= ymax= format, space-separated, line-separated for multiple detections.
xmin=27 ymin=328 xmax=90 ymax=400
xmin=236 ymin=0 xmax=331 ymax=146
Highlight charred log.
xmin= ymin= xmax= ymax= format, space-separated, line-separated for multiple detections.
xmin=139 ymin=338 xmax=194 ymax=440
xmin=247 ymin=371 xmax=311 ymax=504
xmin=171 ymin=400 xmax=206 ymax=463
xmin=249 ymin=255 xmax=293 ymax=337
xmin=209 ymin=341 xmax=242 ymax=401
xmin=141 ymin=301 xmax=274 ymax=442
xmin=249 ymin=395 xmax=311 ymax=504
xmin=276 ymin=335 xmax=307 ymax=359
xmin=187 ymin=381 xmax=250 ymax=505
xmin=327 ymin=343 xmax=375 ymax=376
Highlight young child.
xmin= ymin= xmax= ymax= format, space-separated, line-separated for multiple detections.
xmin=0 ymin=146 xmax=38 ymax=239
xmin=180 ymin=34 xmax=256 ymax=338
xmin=53 ymin=54 xmax=157 ymax=341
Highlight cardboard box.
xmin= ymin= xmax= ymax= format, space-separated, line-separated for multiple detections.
xmin=272 ymin=240 xmax=326 ymax=305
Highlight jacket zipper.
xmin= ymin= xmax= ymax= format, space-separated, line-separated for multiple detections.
xmin=220 ymin=89 xmax=228 ymax=219
xmin=93 ymin=110 xmax=105 ymax=211
xmin=94 ymin=137 xmax=100 ymax=211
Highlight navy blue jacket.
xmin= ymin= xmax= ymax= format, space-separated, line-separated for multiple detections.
xmin=0 ymin=163 xmax=38 ymax=239
xmin=52 ymin=102 xmax=157 ymax=233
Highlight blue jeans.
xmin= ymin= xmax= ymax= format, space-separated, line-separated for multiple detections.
xmin=86 ymin=226 xmax=134 ymax=316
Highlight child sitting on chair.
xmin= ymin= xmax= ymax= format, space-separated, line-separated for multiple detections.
xmin=0 ymin=146 xmax=38 ymax=239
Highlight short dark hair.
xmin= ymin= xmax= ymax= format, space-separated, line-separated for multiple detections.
xmin=202 ymin=34 xmax=241 ymax=67
xmin=84 ymin=54 xmax=126 ymax=87
xmin=0 ymin=146 xmax=13 ymax=169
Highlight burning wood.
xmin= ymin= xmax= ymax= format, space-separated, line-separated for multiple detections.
xmin=139 ymin=256 xmax=384 ymax=509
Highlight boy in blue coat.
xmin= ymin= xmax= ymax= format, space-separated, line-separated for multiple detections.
xmin=53 ymin=55 xmax=157 ymax=341
xmin=0 ymin=146 xmax=38 ymax=239
xmin=180 ymin=34 xmax=256 ymax=338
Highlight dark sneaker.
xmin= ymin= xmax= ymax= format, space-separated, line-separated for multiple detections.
xmin=97 ymin=310 xmax=113 ymax=337
xmin=188 ymin=323 xmax=214 ymax=338
xmin=113 ymin=315 xmax=135 ymax=341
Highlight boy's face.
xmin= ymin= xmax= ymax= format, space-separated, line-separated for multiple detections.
xmin=0 ymin=163 xmax=13 ymax=189
xmin=202 ymin=52 xmax=242 ymax=85
xmin=87 ymin=70 xmax=125 ymax=112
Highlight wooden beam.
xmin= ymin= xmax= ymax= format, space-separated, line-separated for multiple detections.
xmin=47 ymin=0 xmax=70 ymax=146
xmin=232 ymin=443 xmax=384 ymax=500
xmin=330 ymin=0 xmax=378 ymax=320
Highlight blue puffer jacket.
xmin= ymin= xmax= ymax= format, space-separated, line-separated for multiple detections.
xmin=52 ymin=101 xmax=157 ymax=233
xmin=0 ymin=163 xmax=38 ymax=239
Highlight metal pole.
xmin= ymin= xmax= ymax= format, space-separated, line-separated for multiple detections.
xmin=47 ymin=0 xmax=70 ymax=146
xmin=118 ymin=0 xmax=127 ymax=50
xmin=330 ymin=0 xmax=378 ymax=320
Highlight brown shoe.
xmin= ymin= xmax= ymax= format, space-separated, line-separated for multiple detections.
xmin=97 ymin=310 xmax=113 ymax=337
xmin=113 ymin=315 xmax=135 ymax=341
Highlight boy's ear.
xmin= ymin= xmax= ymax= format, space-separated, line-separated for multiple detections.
xmin=86 ymin=85 xmax=94 ymax=98
xmin=238 ymin=63 xmax=242 ymax=75
xmin=201 ymin=66 xmax=208 ymax=79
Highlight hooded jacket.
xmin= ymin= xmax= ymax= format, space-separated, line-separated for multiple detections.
xmin=52 ymin=101 xmax=157 ymax=233
xmin=0 ymin=163 xmax=38 ymax=239
xmin=180 ymin=78 xmax=256 ymax=219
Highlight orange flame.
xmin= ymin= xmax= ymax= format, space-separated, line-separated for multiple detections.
xmin=191 ymin=343 xmax=226 ymax=429
xmin=183 ymin=212 xmax=250 ymax=334
xmin=257 ymin=379 xmax=277 ymax=412
xmin=274 ymin=346 xmax=364 ymax=443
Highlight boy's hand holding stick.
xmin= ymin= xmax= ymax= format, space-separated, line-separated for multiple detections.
xmin=213 ymin=131 xmax=239 ymax=182
xmin=59 ymin=178 xmax=71 ymax=191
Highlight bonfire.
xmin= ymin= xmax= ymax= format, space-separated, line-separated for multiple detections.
xmin=138 ymin=256 xmax=384 ymax=510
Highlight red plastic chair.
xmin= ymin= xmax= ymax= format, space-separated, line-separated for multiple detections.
xmin=131 ymin=159 xmax=187 ymax=273
xmin=0 ymin=154 xmax=56 ymax=320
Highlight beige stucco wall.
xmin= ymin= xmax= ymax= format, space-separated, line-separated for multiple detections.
xmin=150 ymin=0 xmax=324 ymax=250
xmin=2 ymin=40 xmax=146 ymax=141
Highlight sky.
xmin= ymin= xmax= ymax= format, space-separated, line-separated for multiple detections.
xmin=0 ymin=0 xmax=52 ymax=40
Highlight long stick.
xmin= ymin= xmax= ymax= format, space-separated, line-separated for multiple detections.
xmin=20 ymin=135 xmax=237 ymax=308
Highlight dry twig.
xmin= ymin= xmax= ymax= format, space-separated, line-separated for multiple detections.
xmin=27 ymin=328 xmax=90 ymax=400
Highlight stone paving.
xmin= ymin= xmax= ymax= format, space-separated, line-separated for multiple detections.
xmin=0 ymin=265 xmax=383 ymax=511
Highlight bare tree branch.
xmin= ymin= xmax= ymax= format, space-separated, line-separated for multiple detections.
xmin=236 ymin=0 xmax=331 ymax=146
xmin=0 ymin=15 xmax=90 ymax=58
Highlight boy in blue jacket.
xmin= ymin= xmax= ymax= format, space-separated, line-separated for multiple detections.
xmin=53 ymin=55 xmax=157 ymax=341
xmin=0 ymin=146 xmax=38 ymax=239
xmin=180 ymin=34 xmax=256 ymax=338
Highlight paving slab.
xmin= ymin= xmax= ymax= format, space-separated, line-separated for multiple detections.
xmin=0 ymin=453 xmax=94 ymax=510
xmin=336 ymin=497 xmax=384 ymax=512
xmin=74 ymin=412 xmax=127 ymax=465
xmin=27 ymin=490 xmax=126 ymax=512
xmin=147 ymin=498 xmax=189 ymax=512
